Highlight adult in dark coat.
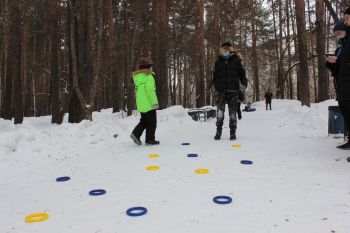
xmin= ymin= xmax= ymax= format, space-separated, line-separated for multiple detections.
xmin=212 ymin=41 xmax=248 ymax=140
xmin=326 ymin=8 xmax=350 ymax=150
xmin=264 ymin=91 xmax=273 ymax=110
xmin=326 ymin=20 xmax=347 ymax=98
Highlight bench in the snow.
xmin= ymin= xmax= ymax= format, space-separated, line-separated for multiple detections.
xmin=188 ymin=107 xmax=216 ymax=121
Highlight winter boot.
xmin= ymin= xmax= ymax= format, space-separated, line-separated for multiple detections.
xmin=230 ymin=129 xmax=236 ymax=140
xmin=130 ymin=134 xmax=142 ymax=145
xmin=337 ymin=141 xmax=350 ymax=150
xmin=145 ymin=140 xmax=160 ymax=146
xmin=214 ymin=128 xmax=222 ymax=140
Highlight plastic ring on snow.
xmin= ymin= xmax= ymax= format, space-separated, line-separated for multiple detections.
xmin=213 ymin=196 xmax=233 ymax=205
xmin=148 ymin=154 xmax=160 ymax=158
xmin=182 ymin=143 xmax=191 ymax=146
xmin=187 ymin=154 xmax=198 ymax=158
xmin=56 ymin=176 xmax=70 ymax=182
xmin=146 ymin=165 xmax=160 ymax=171
xmin=232 ymin=144 xmax=241 ymax=148
xmin=126 ymin=207 xmax=148 ymax=217
xmin=195 ymin=168 xmax=209 ymax=174
xmin=240 ymin=160 xmax=253 ymax=165
xmin=25 ymin=212 xmax=49 ymax=223
xmin=89 ymin=189 xmax=106 ymax=196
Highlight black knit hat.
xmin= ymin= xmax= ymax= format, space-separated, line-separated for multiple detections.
xmin=139 ymin=58 xmax=153 ymax=69
xmin=333 ymin=20 xmax=346 ymax=32
xmin=221 ymin=41 xmax=232 ymax=47
xmin=345 ymin=6 xmax=350 ymax=15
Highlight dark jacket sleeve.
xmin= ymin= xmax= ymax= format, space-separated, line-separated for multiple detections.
xmin=210 ymin=62 xmax=218 ymax=88
xmin=237 ymin=60 xmax=248 ymax=87
xmin=326 ymin=62 xmax=338 ymax=77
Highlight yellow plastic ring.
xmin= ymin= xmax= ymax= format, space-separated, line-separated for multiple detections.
xmin=232 ymin=144 xmax=241 ymax=148
xmin=146 ymin=165 xmax=160 ymax=171
xmin=195 ymin=168 xmax=209 ymax=174
xmin=148 ymin=154 xmax=160 ymax=158
xmin=25 ymin=212 xmax=49 ymax=223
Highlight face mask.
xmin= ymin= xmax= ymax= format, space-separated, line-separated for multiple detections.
xmin=337 ymin=34 xmax=346 ymax=40
xmin=221 ymin=51 xmax=230 ymax=58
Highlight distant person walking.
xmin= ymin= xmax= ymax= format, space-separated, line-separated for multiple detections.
xmin=130 ymin=58 xmax=160 ymax=146
xmin=264 ymin=91 xmax=272 ymax=110
xmin=211 ymin=41 xmax=248 ymax=140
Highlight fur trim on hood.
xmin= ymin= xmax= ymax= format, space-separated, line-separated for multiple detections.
xmin=219 ymin=46 xmax=243 ymax=60
xmin=132 ymin=69 xmax=153 ymax=77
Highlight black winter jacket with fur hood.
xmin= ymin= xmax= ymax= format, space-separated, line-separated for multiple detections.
xmin=212 ymin=53 xmax=248 ymax=93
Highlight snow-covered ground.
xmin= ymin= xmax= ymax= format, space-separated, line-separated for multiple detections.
xmin=1 ymin=99 xmax=349 ymax=233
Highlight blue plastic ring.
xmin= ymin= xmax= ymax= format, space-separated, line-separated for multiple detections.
xmin=126 ymin=207 xmax=148 ymax=217
xmin=182 ymin=143 xmax=191 ymax=146
xmin=89 ymin=189 xmax=106 ymax=196
xmin=213 ymin=196 xmax=233 ymax=204
xmin=56 ymin=176 xmax=70 ymax=182
xmin=187 ymin=154 xmax=198 ymax=158
xmin=240 ymin=160 xmax=253 ymax=165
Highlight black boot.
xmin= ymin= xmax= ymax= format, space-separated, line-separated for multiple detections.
xmin=145 ymin=140 xmax=160 ymax=146
xmin=337 ymin=141 xmax=350 ymax=150
xmin=214 ymin=128 xmax=222 ymax=140
xmin=130 ymin=134 xmax=142 ymax=145
xmin=230 ymin=129 xmax=236 ymax=140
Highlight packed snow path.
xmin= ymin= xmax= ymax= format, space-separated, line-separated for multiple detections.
xmin=1 ymin=100 xmax=350 ymax=233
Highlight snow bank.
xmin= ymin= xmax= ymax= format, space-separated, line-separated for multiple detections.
xmin=0 ymin=100 xmax=339 ymax=155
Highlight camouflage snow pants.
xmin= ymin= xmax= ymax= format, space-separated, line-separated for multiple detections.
xmin=215 ymin=92 xmax=238 ymax=130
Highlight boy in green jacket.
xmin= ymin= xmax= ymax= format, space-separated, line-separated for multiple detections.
xmin=130 ymin=58 xmax=160 ymax=146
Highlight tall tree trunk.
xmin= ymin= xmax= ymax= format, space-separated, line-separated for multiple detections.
xmin=12 ymin=0 xmax=23 ymax=124
xmin=286 ymin=0 xmax=294 ymax=99
xmin=316 ymin=0 xmax=328 ymax=102
xmin=323 ymin=0 xmax=339 ymax=22
xmin=22 ymin=3 xmax=30 ymax=117
xmin=1 ymin=1 xmax=9 ymax=119
xmin=50 ymin=0 xmax=61 ymax=123
xmin=306 ymin=0 xmax=317 ymax=102
xmin=295 ymin=0 xmax=310 ymax=106
xmin=67 ymin=0 xmax=90 ymax=122
xmin=4 ymin=0 xmax=23 ymax=122
xmin=277 ymin=0 xmax=285 ymax=98
xmin=270 ymin=0 xmax=280 ymax=95
xmin=106 ymin=0 xmax=121 ymax=113
xmin=195 ymin=0 xmax=205 ymax=107
xmin=251 ymin=1 xmax=259 ymax=101
xmin=1 ymin=1 xmax=12 ymax=120
xmin=89 ymin=0 xmax=103 ymax=110
xmin=152 ymin=0 xmax=168 ymax=109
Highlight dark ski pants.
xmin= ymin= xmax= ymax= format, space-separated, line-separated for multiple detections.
xmin=216 ymin=92 xmax=238 ymax=130
xmin=237 ymin=101 xmax=242 ymax=119
xmin=266 ymin=101 xmax=272 ymax=110
xmin=339 ymin=101 xmax=350 ymax=140
xmin=132 ymin=109 xmax=157 ymax=142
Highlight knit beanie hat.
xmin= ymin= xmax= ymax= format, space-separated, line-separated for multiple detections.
xmin=139 ymin=58 xmax=153 ymax=69
xmin=333 ymin=20 xmax=346 ymax=32
xmin=221 ymin=41 xmax=232 ymax=47
xmin=344 ymin=6 xmax=350 ymax=15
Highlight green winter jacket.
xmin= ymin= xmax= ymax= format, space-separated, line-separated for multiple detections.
xmin=132 ymin=69 xmax=159 ymax=113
